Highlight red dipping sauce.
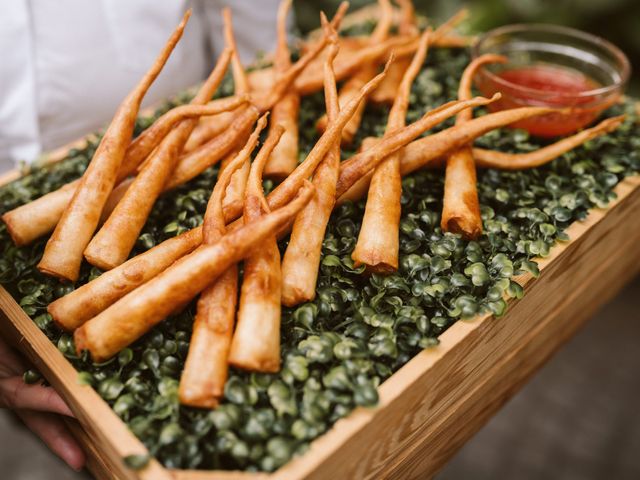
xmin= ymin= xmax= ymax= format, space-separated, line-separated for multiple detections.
xmin=487 ymin=65 xmax=603 ymax=137
xmin=472 ymin=24 xmax=630 ymax=138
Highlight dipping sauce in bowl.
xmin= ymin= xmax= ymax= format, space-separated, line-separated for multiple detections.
xmin=472 ymin=24 xmax=630 ymax=137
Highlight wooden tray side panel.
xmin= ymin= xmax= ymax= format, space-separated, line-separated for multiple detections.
xmin=389 ymin=225 xmax=640 ymax=479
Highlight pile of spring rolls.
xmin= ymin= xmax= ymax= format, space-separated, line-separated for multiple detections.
xmin=1 ymin=1 xmax=624 ymax=409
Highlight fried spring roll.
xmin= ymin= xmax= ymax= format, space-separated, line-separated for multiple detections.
xmin=371 ymin=6 xmax=466 ymax=105
xmin=183 ymin=7 xmax=253 ymax=155
xmin=179 ymin=116 xmax=267 ymax=408
xmin=472 ymin=115 xmax=626 ymax=170
xmin=3 ymin=180 xmax=79 ymax=247
xmin=264 ymin=0 xmax=301 ymax=179
xmin=316 ymin=0 xmax=393 ymax=145
xmin=47 ymin=228 xmax=202 ymax=332
xmin=84 ymin=49 xmax=234 ymax=270
xmin=335 ymin=94 xmax=500 ymax=197
xmin=218 ymin=8 xmax=254 ymax=215
xmin=337 ymin=106 xmax=558 ymax=202
xmin=1 ymin=98 xmax=246 ymax=247
xmin=74 ymin=181 xmax=315 ymax=363
xmin=398 ymin=106 xmax=560 ymax=175
xmin=221 ymin=57 xmax=392 ymax=226
xmin=167 ymin=14 xmax=334 ymax=191
xmin=352 ymin=30 xmax=431 ymax=273
xmin=441 ymin=54 xmax=507 ymax=239
xmin=123 ymin=98 xmax=248 ymax=174
xmin=227 ymin=125 xmax=285 ymax=373
xmin=217 ymin=146 xmax=248 ymax=214
xmin=37 ymin=11 xmax=191 ymax=282
xmin=369 ymin=0 xmax=417 ymax=105
xmin=281 ymin=18 xmax=340 ymax=306
xmin=294 ymin=35 xmax=412 ymax=95
xmin=44 ymin=58 xmax=391 ymax=323
xmin=247 ymin=1 xmax=349 ymax=94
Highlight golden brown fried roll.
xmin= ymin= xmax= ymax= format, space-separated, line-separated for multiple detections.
xmin=281 ymin=17 xmax=341 ymax=306
xmin=1 ymin=97 xmax=246 ymax=247
xmin=74 ymin=180 xmax=314 ymax=363
xmin=441 ymin=54 xmax=507 ymax=239
xmin=228 ymin=125 xmax=285 ymax=373
xmin=264 ymin=0 xmax=301 ymax=179
xmin=37 ymin=10 xmax=192 ymax=282
xmin=315 ymin=0 xmax=393 ymax=145
xmin=338 ymin=105 xmax=557 ymax=202
xmin=179 ymin=116 xmax=267 ymax=408
xmin=84 ymin=48 xmax=233 ymax=270
xmin=335 ymin=95 xmax=500 ymax=197
xmin=352 ymin=29 xmax=431 ymax=273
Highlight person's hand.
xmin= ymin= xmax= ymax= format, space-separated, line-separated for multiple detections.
xmin=0 ymin=334 xmax=86 ymax=471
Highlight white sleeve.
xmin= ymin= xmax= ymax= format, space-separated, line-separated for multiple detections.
xmin=0 ymin=0 xmax=209 ymax=171
xmin=0 ymin=0 xmax=41 ymax=172
xmin=199 ymin=0 xmax=292 ymax=64
xmin=31 ymin=0 xmax=208 ymax=155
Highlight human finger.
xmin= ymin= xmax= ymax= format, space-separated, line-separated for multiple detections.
xmin=0 ymin=376 xmax=74 ymax=417
xmin=17 ymin=409 xmax=86 ymax=472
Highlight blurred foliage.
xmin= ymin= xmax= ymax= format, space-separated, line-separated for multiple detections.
xmin=293 ymin=0 xmax=639 ymax=95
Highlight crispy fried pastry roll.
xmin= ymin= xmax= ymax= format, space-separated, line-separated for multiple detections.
xmin=473 ymin=115 xmax=625 ymax=170
xmin=247 ymin=1 xmax=349 ymax=94
xmin=183 ymin=7 xmax=252 ymax=154
xmin=241 ymin=58 xmax=392 ymax=223
xmin=84 ymin=49 xmax=233 ymax=270
xmin=352 ymin=30 xmax=430 ymax=273
xmin=47 ymin=227 xmax=202 ymax=332
xmin=337 ymin=105 xmax=556 ymax=201
xmin=1 ymin=98 xmax=246 ymax=247
xmin=441 ymin=54 xmax=506 ymax=239
xmin=398 ymin=106 xmax=558 ymax=175
xmin=335 ymin=94 xmax=500 ymax=197
xmin=216 ymin=9 xmax=255 ymax=212
xmin=167 ymin=11 xmax=334 ymax=191
xmin=179 ymin=116 xmax=266 ymax=408
xmin=369 ymin=0 xmax=417 ymax=105
xmin=281 ymin=17 xmax=341 ymax=306
xmin=294 ymin=33 xmax=412 ymax=96
xmin=122 ymin=97 xmax=247 ymax=174
xmin=374 ymin=8 xmax=469 ymax=103
xmin=74 ymin=181 xmax=314 ymax=363
xmin=3 ymin=180 xmax=79 ymax=247
xmin=315 ymin=0 xmax=393 ymax=144
xmin=227 ymin=125 xmax=285 ymax=373
xmin=37 ymin=10 xmax=192 ymax=282
xmin=264 ymin=0 xmax=301 ymax=179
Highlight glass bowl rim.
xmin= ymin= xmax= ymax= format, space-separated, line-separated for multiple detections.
xmin=471 ymin=23 xmax=631 ymax=100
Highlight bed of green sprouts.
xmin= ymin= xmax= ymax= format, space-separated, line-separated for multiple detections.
xmin=0 ymin=43 xmax=638 ymax=472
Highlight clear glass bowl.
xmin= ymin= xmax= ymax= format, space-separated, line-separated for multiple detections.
xmin=472 ymin=23 xmax=630 ymax=137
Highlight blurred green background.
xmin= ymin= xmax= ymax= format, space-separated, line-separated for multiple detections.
xmin=294 ymin=0 xmax=639 ymax=95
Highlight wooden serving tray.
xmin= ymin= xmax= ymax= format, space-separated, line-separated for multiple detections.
xmin=1 ymin=7 xmax=639 ymax=477
xmin=1 ymin=153 xmax=638 ymax=480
